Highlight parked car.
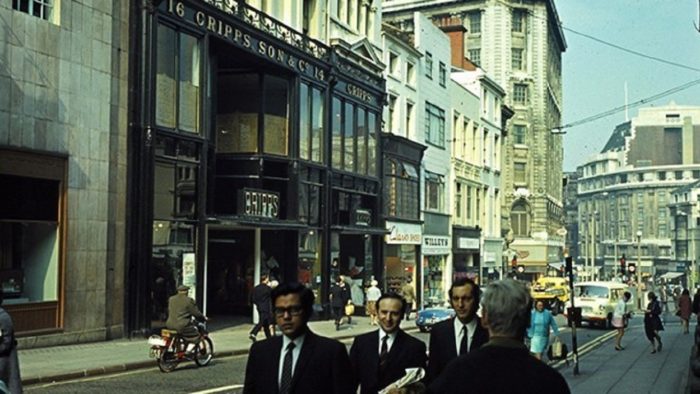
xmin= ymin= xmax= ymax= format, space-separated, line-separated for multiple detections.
xmin=415 ymin=307 xmax=455 ymax=332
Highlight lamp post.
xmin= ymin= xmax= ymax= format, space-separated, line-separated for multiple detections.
xmin=636 ymin=230 xmax=643 ymax=310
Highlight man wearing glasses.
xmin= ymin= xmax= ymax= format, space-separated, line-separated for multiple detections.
xmin=244 ymin=282 xmax=354 ymax=394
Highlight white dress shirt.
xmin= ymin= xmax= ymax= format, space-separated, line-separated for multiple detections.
xmin=378 ymin=330 xmax=397 ymax=354
xmin=453 ymin=318 xmax=477 ymax=354
xmin=278 ymin=334 xmax=306 ymax=387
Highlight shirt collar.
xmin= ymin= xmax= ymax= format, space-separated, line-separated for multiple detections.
xmin=454 ymin=317 xmax=477 ymax=335
xmin=379 ymin=329 xmax=397 ymax=341
xmin=282 ymin=333 xmax=306 ymax=350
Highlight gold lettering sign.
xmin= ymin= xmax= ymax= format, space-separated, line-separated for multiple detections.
xmin=345 ymin=84 xmax=373 ymax=104
xmin=167 ymin=0 xmax=324 ymax=81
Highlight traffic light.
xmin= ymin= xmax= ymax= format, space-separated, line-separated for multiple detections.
xmin=619 ymin=255 xmax=626 ymax=274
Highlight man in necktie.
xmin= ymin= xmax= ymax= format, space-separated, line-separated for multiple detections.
xmin=350 ymin=293 xmax=427 ymax=394
xmin=426 ymin=277 xmax=489 ymax=383
xmin=243 ymin=282 xmax=354 ymax=394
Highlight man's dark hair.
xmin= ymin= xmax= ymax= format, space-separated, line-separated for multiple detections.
xmin=377 ymin=292 xmax=406 ymax=314
xmin=624 ymin=291 xmax=632 ymax=300
xmin=448 ymin=277 xmax=480 ymax=306
xmin=271 ymin=282 xmax=315 ymax=319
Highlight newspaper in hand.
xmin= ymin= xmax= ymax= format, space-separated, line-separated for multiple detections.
xmin=378 ymin=367 xmax=425 ymax=394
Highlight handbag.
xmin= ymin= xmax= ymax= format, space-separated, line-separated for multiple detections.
xmin=676 ymin=309 xmax=682 ymax=317
xmin=345 ymin=302 xmax=355 ymax=316
xmin=547 ymin=338 xmax=567 ymax=360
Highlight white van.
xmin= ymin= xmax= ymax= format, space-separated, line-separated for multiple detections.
xmin=571 ymin=281 xmax=634 ymax=328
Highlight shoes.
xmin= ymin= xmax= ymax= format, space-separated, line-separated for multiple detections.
xmin=651 ymin=349 xmax=657 ymax=354
xmin=249 ymin=334 xmax=257 ymax=342
xmin=614 ymin=346 xmax=623 ymax=351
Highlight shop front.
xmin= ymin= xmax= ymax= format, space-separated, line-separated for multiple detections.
xmin=422 ymin=235 xmax=451 ymax=307
xmin=482 ymin=237 xmax=504 ymax=285
xmin=384 ymin=221 xmax=422 ymax=299
xmin=453 ymin=226 xmax=481 ymax=283
xmin=129 ymin=0 xmax=384 ymax=333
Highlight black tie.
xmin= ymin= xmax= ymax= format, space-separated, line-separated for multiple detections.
xmin=379 ymin=335 xmax=389 ymax=370
xmin=459 ymin=325 xmax=469 ymax=355
xmin=280 ymin=342 xmax=295 ymax=394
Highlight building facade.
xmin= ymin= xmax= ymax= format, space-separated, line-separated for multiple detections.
xmin=577 ymin=103 xmax=700 ymax=282
xmin=127 ymin=0 xmax=387 ymax=333
xmin=1 ymin=1 xmax=129 ymax=346
xmin=669 ymin=180 xmax=700 ymax=289
xmin=383 ymin=0 xmax=567 ymax=280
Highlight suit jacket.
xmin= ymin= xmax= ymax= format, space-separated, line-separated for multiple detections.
xmin=350 ymin=329 xmax=427 ymax=394
xmin=243 ymin=330 xmax=354 ymax=394
xmin=165 ymin=293 xmax=205 ymax=332
xmin=426 ymin=317 xmax=489 ymax=383
xmin=252 ymin=283 xmax=272 ymax=314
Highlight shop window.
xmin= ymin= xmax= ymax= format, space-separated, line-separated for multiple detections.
xmin=0 ymin=150 xmax=66 ymax=332
xmin=344 ymin=102 xmax=356 ymax=172
xmin=424 ymin=255 xmax=445 ymax=307
xmin=155 ymin=24 xmax=201 ymax=134
xmin=298 ymin=231 xmax=322 ymax=302
xmin=331 ymin=232 xmax=374 ymax=306
xmin=300 ymin=83 xmax=324 ymax=163
xmin=263 ymin=75 xmax=289 ymax=155
xmin=331 ymin=97 xmax=343 ymax=169
xmin=298 ymin=167 xmax=323 ymax=225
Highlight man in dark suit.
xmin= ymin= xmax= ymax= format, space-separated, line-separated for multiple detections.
xmin=249 ymin=275 xmax=272 ymax=341
xmin=426 ymin=277 xmax=488 ymax=382
xmin=428 ymin=279 xmax=570 ymax=394
xmin=350 ymin=293 xmax=427 ymax=394
xmin=244 ymin=282 xmax=354 ymax=394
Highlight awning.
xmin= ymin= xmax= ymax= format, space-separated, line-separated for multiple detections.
xmin=659 ymin=272 xmax=685 ymax=280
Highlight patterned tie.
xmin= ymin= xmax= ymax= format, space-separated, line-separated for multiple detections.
xmin=459 ymin=325 xmax=469 ymax=355
xmin=379 ymin=335 xmax=389 ymax=371
xmin=280 ymin=342 xmax=295 ymax=394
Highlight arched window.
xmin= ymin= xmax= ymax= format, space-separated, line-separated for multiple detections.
xmin=511 ymin=201 xmax=530 ymax=237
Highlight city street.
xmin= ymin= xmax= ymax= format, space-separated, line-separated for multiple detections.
xmin=25 ymin=315 xmax=616 ymax=393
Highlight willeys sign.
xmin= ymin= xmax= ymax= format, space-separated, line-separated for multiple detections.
xmin=163 ymin=0 xmax=326 ymax=81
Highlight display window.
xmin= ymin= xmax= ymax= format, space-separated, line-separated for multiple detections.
xmin=423 ymin=255 xmax=446 ymax=307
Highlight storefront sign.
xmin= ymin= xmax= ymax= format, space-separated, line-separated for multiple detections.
xmin=385 ymin=221 xmax=422 ymax=244
xmin=457 ymin=237 xmax=480 ymax=250
xmin=346 ymin=84 xmax=374 ymax=104
xmin=353 ymin=209 xmax=372 ymax=227
xmin=165 ymin=0 xmax=326 ymax=81
xmin=238 ymin=188 xmax=280 ymax=219
xmin=423 ymin=235 xmax=451 ymax=256
xmin=182 ymin=252 xmax=197 ymax=300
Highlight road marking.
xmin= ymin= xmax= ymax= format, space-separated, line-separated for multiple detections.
xmin=190 ymin=385 xmax=244 ymax=394
xmin=551 ymin=329 xmax=617 ymax=369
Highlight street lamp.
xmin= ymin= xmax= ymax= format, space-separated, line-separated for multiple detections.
xmin=636 ymin=230 xmax=643 ymax=310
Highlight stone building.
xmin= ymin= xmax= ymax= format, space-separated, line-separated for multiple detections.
xmin=577 ymin=103 xmax=700 ymax=281
xmin=383 ymin=0 xmax=567 ymax=279
xmin=0 ymin=1 xmax=129 ymax=346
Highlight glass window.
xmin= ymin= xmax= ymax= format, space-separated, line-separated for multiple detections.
xmin=298 ymin=231 xmax=323 ymax=302
xmin=468 ymin=49 xmax=481 ymax=65
xmin=425 ymin=52 xmax=433 ymax=78
xmin=513 ymin=124 xmax=526 ymax=144
xmin=151 ymin=221 xmax=195 ymax=323
xmin=344 ymin=102 xmax=355 ymax=172
xmin=388 ymin=95 xmax=397 ymax=133
xmin=12 ymin=0 xmax=52 ymax=20
xmin=332 ymin=97 xmax=342 ymax=169
xmin=425 ymin=173 xmax=444 ymax=211
xmin=406 ymin=62 xmax=416 ymax=85
xmin=299 ymin=83 xmax=310 ymax=160
xmin=156 ymin=25 xmax=201 ymax=134
xmin=439 ymin=62 xmax=446 ymax=87
xmin=368 ymin=111 xmax=377 ymax=176
xmin=311 ymin=87 xmax=324 ymax=163
xmin=513 ymin=84 xmax=528 ymax=105
xmin=455 ymin=182 xmax=462 ymax=219
xmin=512 ymin=48 xmax=524 ymax=70
xmin=511 ymin=202 xmax=529 ymax=237
xmin=425 ymin=102 xmax=445 ymax=148
xmin=514 ymin=162 xmax=526 ymax=184
xmin=216 ymin=73 xmax=260 ymax=153
xmin=384 ymin=159 xmax=419 ymax=219
xmin=512 ymin=9 xmax=526 ymax=33
xmin=357 ymin=107 xmax=367 ymax=174
xmin=263 ymin=76 xmax=289 ymax=155
xmin=468 ymin=11 xmax=481 ymax=34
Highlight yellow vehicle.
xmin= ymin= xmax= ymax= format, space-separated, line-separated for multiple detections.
xmin=530 ymin=277 xmax=570 ymax=314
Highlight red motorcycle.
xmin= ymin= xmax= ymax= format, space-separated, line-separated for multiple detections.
xmin=148 ymin=321 xmax=214 ymax=372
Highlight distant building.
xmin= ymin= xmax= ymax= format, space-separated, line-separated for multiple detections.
xmin=577 ymin=103 xmax=700 ymax=281
xmin=563 ymin=171 xmax=581 ymax=264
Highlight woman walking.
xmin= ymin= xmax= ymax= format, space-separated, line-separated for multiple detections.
xmin=527 ymin=300 xmax=559 ymax=360
xmin=644 ymin=291 xmax=664 ymax=354
xmin=612 ymin=291 xmax=632 ymax=350
xmin=677 ymin=288 xmax=692 ymax=334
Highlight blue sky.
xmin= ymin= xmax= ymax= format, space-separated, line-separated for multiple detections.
xmin=556 ymin=0 xmax=700 ymax=171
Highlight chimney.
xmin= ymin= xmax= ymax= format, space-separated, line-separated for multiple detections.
xmin=437 ymin=16 xmax=472 ymax=69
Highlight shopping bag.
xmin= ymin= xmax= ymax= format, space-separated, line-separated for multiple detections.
xmin=548 ymin=338 xmax=567 ymax=360
xmin=345 ymin=302 xmax=355 ymax=316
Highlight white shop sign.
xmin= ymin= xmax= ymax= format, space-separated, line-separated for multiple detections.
xmin=458 ymin=237 xmax=480 ymax=250
xmin=385 ymin=221 xmax=422 ymax=244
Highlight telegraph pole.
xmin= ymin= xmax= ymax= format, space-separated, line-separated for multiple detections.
xmin=565 ymin=255 xmax=580 ymax=375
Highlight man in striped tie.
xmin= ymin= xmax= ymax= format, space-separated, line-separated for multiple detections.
xmin=243 ymin=282 xmax=354 ymax=394
xmin=349 ymin=293 xmax=426 ymax=394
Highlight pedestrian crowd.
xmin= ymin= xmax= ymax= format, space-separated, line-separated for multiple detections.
xmin=243 ymin=278 xmax=570 ymax=394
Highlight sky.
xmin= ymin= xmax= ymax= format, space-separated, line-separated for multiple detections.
xmin=556 ymin=0 xmax=700 ymax=171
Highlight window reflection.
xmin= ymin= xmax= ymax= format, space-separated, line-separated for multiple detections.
xmin=263 ymin=75 xmax=289 ymax=155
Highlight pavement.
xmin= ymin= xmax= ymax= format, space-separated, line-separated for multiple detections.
xmin=19 ymin=315 xmax=388 ymax=386
xmin=558 ymin=312 xmax=695 ymax=394
xmin=20 ymin=311 xmax=698 ymax=393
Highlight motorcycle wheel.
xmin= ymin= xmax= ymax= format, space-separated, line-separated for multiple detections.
xmin=195 ymin=337 xmax=214 ymax=366
xmin=157 ymin=343 xmax=180 ymax=373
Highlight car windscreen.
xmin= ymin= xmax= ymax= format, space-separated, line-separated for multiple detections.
xmin=575 ymin=285 xmax=608 ymax=298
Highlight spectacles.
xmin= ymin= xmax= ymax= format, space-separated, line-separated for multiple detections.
xmin=273 ymin=306 xmax=304 ymax=317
